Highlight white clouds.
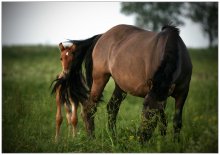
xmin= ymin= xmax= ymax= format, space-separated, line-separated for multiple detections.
xmin=2 ymin=2 xmax=133 ymax=45
xmin=180 ymin=17 xmax=209 ymax=48
xmin=2 ymin=2 xmax=209 ymax=48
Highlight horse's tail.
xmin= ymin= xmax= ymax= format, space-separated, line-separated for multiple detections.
xmin=150 ymin=24 xmax=180 ymax=101
xmin=65 ymin=34 xmax=102 ymax=104
xmin=84 ymin=34 xmax=102 ymax=89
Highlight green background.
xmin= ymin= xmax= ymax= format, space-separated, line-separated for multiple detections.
xmin=2 ymin=46 xmax=218 ymax=153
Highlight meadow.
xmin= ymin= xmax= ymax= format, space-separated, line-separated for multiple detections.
xmin=2 ymin=45 xmax=218 ymax=153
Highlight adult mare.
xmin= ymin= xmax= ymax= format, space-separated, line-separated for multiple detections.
xmin=81 ymin=24 xmax=192 ymax=143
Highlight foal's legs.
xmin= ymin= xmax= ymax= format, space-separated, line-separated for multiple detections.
xmin=55 ymin=87 xmax=63 ymax=142
xmin=82 ymin=73 xmax=110 ymax=137
xmin=107 ymin=84 xmax=127 ymax=137
xmin=70 ymin=101 xmax=78 ymax=137
xmin=65 ymin=99 xmax=78 ymax=138
xmin=173 ymin=88 xmax=189 ymax=141
xmin=64 ymin=103 xmax=72 ymax=137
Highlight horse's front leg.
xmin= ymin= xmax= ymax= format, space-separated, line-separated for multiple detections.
xmin=158 ymin=101 xmax=167 ymax=136
xmin=107 ymin=84 xmax=127 ymax=137
xmin=139 ymin=94 xmax=165 ymax=143
xmin=173 ymin=88 xmax=189 ymax=142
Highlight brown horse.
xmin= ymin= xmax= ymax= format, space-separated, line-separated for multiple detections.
xmin=51 ymin=35 xmax=102 ymax=142
xmin=79 ymin=24 xmax=192 ymax=142
xmin=51 ymin=44 xmax=78 ymax=142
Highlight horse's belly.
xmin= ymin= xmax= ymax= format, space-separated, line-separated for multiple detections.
xmin=111 ymin=71 xmax=151 ymax=97
xmin=109 ymin=54 xmax=154 ymax=97
xmin=127 ymin=82 xmax=150 ymax=97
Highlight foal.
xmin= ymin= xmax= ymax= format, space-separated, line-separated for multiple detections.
xmin=51 ymin=34 xmax=102 ymax=142
xmin=53 ymin=43 xmax=79 ymax=142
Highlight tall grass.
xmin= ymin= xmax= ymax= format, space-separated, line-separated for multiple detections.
xmin=2 ymin=46 xmax=218 ymax=152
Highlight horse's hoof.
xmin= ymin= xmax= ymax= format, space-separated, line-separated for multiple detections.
xmin=72 ymin=132 xmax=77 ymax=138
xmin=54 ymin=137 xmax=59 ymax=143
xmin=173 ymin=133 xmax=180 ymax=143
xmin=160 ymin=130 xmax=167 ymax=136
xmin=87 ymin=133 xmax=95 ymax=139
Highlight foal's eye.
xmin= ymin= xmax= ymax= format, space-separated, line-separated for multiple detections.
xmin=60 ymin=58 xmax=62 ymax=61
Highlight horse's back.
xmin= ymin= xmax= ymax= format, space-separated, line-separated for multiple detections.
xmin=92 ymin=24 xmax=148 ymax=76
xmin=93 ymin=24 xmax=168 ymax=96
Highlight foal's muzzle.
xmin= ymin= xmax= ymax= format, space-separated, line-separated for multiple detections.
xmin=59 ymin=70 xmax=70 ymax=79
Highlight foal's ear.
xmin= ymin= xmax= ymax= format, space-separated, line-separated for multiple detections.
xmin=59 ymin=43 xmax=65 ymax=52
xmin=69 ymin=44 xmax=76 ymax=52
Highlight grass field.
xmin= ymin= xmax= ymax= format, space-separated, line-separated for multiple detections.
xmin=2 ymin=45 xmax=218 ymax=153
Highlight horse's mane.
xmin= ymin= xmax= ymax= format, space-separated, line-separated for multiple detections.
xmin=149 ymin=24 xmax=180 ymax=101
xmin=161 ymin=23 xmax=180 ymax=34
xmin=51 ymin=34 xmax=102 ymax=104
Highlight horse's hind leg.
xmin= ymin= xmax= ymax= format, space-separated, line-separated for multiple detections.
xmin=107 ymin=83 xmax=127 ymax=137
xmin=82 ymin=73 xmax=110 ymax=137
xmin=173 ymin=87 xmax=189 ymax=142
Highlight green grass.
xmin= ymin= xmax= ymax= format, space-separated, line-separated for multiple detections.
xmin=2 ymin=46 xmax=218 ymax=153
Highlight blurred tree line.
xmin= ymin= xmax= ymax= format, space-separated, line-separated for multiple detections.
xmin=121 ymin=2 xmax=218 ymax=48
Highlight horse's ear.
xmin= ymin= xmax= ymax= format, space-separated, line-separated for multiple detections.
xmin=69 ymin=44 xmax=76 ymax=52
xmin=59 ymin=43 xmax=65 ymax=52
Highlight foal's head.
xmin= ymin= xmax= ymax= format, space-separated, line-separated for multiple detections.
xmin=58 ymin=42 xmax=76 ymax=77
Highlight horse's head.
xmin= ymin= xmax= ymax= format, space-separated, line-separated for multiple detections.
xmin=58 ymin=42 xmax=76 ymax=78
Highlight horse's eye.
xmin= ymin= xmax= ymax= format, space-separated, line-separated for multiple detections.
xmin=60 ymin=58 xmax=62 ymax=61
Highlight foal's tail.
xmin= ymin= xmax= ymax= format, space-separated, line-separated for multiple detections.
xmin=150 ymin=24 xmax=180 ymax=101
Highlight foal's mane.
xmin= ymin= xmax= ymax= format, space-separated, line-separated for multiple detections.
xmin=51 ymin=34 xmax=102 ymax=104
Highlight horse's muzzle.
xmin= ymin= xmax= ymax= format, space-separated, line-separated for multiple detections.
xmin=59 ymin=70 xmax=70 ymax=79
